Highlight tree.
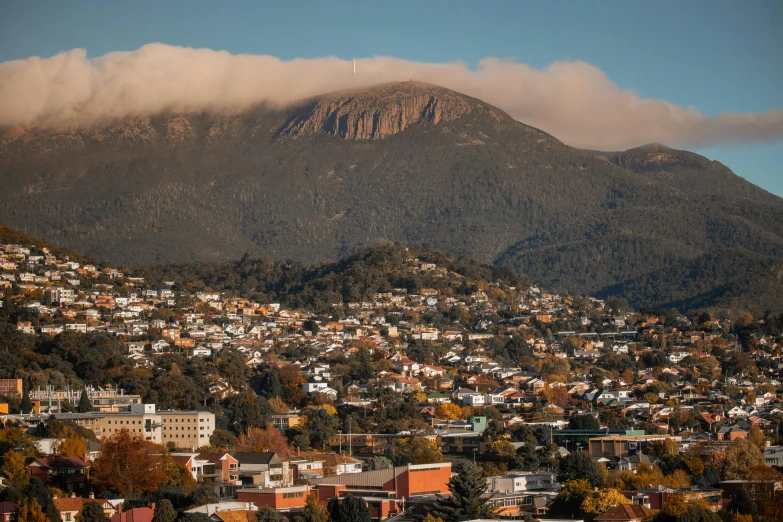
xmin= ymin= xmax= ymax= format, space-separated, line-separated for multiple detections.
xmin=236 ymin=426 xmax=292 ymax=458
xmin=327 ymin=497 xmax=341 ymax=522
xmin=22 ymin=478 xmax=60 ymax=522
xmin=567 ymin=414 xmax=599 ymax=430
xmin=0 ymin=426 xmax=37 ymax=459
xmin=436 ymin=403 xmax=465 ymax=420
xmin=77 ymin=389 xmax=93 ymax=413
xmin=433 ymin=461 xmax=494 ymax=522
xmin=304 ymin=407 xmax=338 ymax=450
xmin=225 ymin=392 xmax=271 ymax=434
xmin=487 ymin=440 xmax=516 ymax=464
xmin=76 ymin=502 xmax=108 ymax=522
xmin=728 ymin=488 xmax=758 ymax=516
xmin=0 ymin=449 xmax=28 ymax=488
xmin=151 ymin=499 xmax=177 ymax=522
xmin=748 ymin=425 xmax=766 ymax=451
xmin=158 ymin=455 xmax=197 ymax=491
xmin=367 ymin=456 xmax=392 ymax=470
xmin=19 ymin=388 xmax=33 ymax=414
xmin=294 ymin=494 xmax=329 ymax=522
xmin=58 ymin=437 xmax=86 ymax=459
xmin=557 ymin=451 xmax=607 ymax=488
xmin=672 ymin=504 xmax=720 ymax=522
xmin=339 ymin=496 xmax=371 ymax=522
xmin=724 ymin=438 xmax=764 ymax=480
xmin=549 ymin=479 xmax=592 ymax=519
xmin=394 ymin=437 xmax=443 ymax=465
xmin=208 ymin=429 xmax=237 ymax=450
xmin=91 ymin=429 xmax=163 ymax=496
xmin=581 ymin=488 xmax=631 ymax=517
xmin=17 ymin=500 xmax=48 ymax=522
xmin=422 ymin=515 xmax=444 ymax=522
xmin=256 ymin=507 xmax=287 ymax=522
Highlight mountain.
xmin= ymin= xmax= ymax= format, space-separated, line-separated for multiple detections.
xmin=1 ymin=81 xmax=782 ymax=313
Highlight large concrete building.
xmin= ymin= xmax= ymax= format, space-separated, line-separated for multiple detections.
xmin=54 ymin=404 xmax=215 ymax=449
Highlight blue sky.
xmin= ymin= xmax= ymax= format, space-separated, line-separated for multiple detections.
xmin=1 ymin=0 xmax=781 ymax=196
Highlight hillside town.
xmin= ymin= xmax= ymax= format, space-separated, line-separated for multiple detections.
xmin=1 ymin=236 xmax=782 ymax=522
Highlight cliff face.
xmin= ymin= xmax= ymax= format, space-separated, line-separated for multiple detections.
xmin=281 ymin=81 xmax=502 ymax=140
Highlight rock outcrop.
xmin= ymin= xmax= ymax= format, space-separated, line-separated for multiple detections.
xmin=281 ymin=81 xmax=498 ymax=140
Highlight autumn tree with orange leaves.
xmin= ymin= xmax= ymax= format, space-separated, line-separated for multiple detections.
xmin=91 ymin=429 xmax=163 ymax=497
xmin=236 ymin=426 xmax=293 ymax=458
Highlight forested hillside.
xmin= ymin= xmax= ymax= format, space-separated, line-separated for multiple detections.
xmin=2 ymin=82 xmax=782 ymax=313
xmin=143 ymin=243 xmax=525 ymax=314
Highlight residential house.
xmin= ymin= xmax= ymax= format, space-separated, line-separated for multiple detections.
xmin=196 ymin=452 xmax=240 ymax=485
xmin=26 ymin=456 xmax=90 ymax=491
xmin=310 ymin=453 xmax=362 ymax=476
xmin=231 ymin=452 xmax=292 ymax=487
xmin=594 ymin=504 xmax=657 ymax=522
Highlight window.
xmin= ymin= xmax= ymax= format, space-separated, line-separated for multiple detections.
xmin=282 ymin=492 xmax=304 ymax=499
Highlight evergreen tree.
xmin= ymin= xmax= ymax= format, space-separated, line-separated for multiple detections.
xmin=339 ymin=496 xmax=371 ymax=522
xmin=728 ymin=488 xmax=758 ymax=516
xmin=76 ymin=502 xmax=108 ymax=522
xmin=557 ymin=451 xmax=606 ymax=487
xmin=151 ymin=499 xmax=177 ymax=522
xmin=22 ymin=478 xmax=60 ymax=522
xmin=19 ymin=387 xmax=32 ymax=414
xmin=327 ymin=497 xmax=342 ymax=522
xmin=567 ymin=414 xmax=599 ymax=430
xmin=433 ymin=461 xmax=494 ymax=522
xmin=77 ymin=388 xmax=93 ymax=413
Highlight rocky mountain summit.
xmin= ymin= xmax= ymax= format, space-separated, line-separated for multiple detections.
xmin=280 ymin=82 xmax=502 ymax=140
xmin=1 ymin=81 xmax=782 ymax=313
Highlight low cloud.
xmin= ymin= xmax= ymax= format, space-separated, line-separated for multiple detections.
xmin=0 ymin=43 xmax=781 ymax=150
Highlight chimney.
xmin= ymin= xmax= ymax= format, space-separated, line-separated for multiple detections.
xmin=150 ymin=503 xmax=155 ymax=512
xmin=89 ymin=492 xmax=94 ymax=499
xmin=71 ymin=492 xmax=76 ymax=498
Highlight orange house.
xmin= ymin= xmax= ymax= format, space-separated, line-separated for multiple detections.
xmin=311 ymin=463 xmax=452 ymax=498
xmin=197 ymin=452 xmax=239 ymax=484
xmin=237 ymin=485 xmax=311 ymax=510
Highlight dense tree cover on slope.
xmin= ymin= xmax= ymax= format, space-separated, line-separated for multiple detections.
xmin=143 ymin=243 xmax=524 ymax=313
xmin=2 ymin=84 xmax=782 ymax=313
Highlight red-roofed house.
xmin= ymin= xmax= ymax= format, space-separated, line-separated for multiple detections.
xmin=0 ymin=502 xmax=20 ymax=522
xmin=594 ymin=504 xmax=657 ymax=522
xmin=27 ymin=456 xmax=90 ymax=490
xmin=395 ymin=377 xmax=421 ymax=393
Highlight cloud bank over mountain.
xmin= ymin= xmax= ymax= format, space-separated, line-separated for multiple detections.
xmin=1 ymin=43 xmax=781 ymax=150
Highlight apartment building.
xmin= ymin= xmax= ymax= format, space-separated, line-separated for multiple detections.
xmin=159 ymin=409 xmax=215 ymax=449
xmin=53 ymin=404 xmax=214 ymax=449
